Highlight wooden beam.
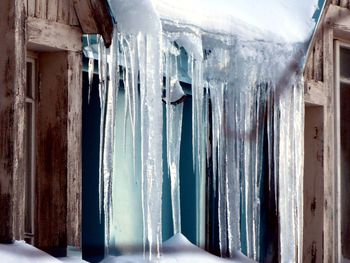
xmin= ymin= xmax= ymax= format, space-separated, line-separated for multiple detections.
xmin=69 ymin=0 xmax=80 ymax=26
xmin=46 ymin=0 xmax=58 ymax=21
xmin=340 ymin=0 xmax=348 ymax=8
xmin=35 ymin=52 xmax=68 ymax=257
xmin=27 ymin=16 xmax=82 ymax=52
xmin=73 ymin=0 xmax=114 ymax=47
xmin=304 ymin=80 xmax=327 ymax=106
xmin=67 ymin=51 xmax=82 ymax=248
xmin=326 ymin=4 xmax=350 ymax=39
xmin=323 ymin=22 xmax=337 ymax=263
xmin=35 ymin=0 xmax=46 ymax=19
xmin=0 ymin=0 xmax=26 ymax=243
xmin=90 ymin=0 xmax=114 ymax=47
xmin=57 ymin=0 xmax=70 ymax=24
xmin=27 ymin=0 xmax=35 ymax=17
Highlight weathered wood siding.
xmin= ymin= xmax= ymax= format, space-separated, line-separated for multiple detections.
xmin=302 ymin=2 xmax=350 ymax=262
xmin=26 ymin=0 xmax=79 ymax=26
xmin=0 ymin=0 xmax=26 ymax=243
xmin=67 ymin=51 xmax=82 ymax=248
xmin=35 ymin=52 xmax=69 ymax=257
xmin=303 ymin=106 xmax=324 ymax=263
xmin=304 ymin=1 xmax=350 ymax=84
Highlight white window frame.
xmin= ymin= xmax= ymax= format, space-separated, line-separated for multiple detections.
xmin=24 ymin=56 xmax=36 ymax=243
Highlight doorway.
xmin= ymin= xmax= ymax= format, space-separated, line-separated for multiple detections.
xmin=303 ymin=105 xmax=324 ymax=262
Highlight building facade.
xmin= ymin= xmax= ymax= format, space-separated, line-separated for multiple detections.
xmin=0 ymin=0 xmax=113 ymax=257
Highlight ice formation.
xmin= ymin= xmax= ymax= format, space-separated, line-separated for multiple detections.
xmin=97 ymin=0 xmax=317 ymax=262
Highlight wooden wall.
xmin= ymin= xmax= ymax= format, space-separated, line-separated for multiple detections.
xmin=0 ymin=0 xmax=26 ymax=244
xmin=25 ymin=0 xmax=79 ymax=26
xmin=35 ymin=52 xmax=69 ymax=256
xmin=304 ymin=0 xmax=350 ymax=83
xmin=302 ymin=1 xmax=350 ymax=262
xmin=303 ymin=106 xmax=324 ymax=263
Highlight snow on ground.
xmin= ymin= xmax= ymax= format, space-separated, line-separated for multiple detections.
xmin=0 ymin=241 xmax=61 ymax=263
xmin=0 ymin=241 xmax=86 ymax=263
xmin=58 ymin=246 xmax=87 ymax=263
xmin=101 ymin=234 xmax=256 ymax=263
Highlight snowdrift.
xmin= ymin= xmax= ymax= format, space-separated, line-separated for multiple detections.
xmin=0 ymin=241 xmax=86 ymax=263
xmin=101 ymin=234 xmax=256 ymax=263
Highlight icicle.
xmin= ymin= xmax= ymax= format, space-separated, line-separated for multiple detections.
xmin=138 ymin=32 xmax=164 ymax=260
xmin=191 ymin=55 xmax=206 ymax=247
xmin=225 ymin=82 xmax=241 ymax=255
xmin=164 ymin=40 xmax=184 ymax=234
xmin=98 ymin=35 xmax=108 ymax=223
xmin=168 ymin=84 xmax=184 ymax=234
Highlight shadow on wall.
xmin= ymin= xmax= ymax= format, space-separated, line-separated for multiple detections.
xmin=82 ymin=71 xmax=105 ymax=263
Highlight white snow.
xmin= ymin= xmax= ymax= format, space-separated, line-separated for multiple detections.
xmin=108 ymin=0 xmax=161 ymax=34
xmin=101 ymin=234 xmax=256 ymax=263
xmin=0 ymin=241 xmax=61 ymax=263
xmin=153 ymin=0 xmax=318 ymax=43
xmin=0 ymin=241 xmax=86 ymax=263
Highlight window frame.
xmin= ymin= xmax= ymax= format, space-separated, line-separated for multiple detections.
xmin=24 ymin=55 xmax=37 ymax=243
xmin=334 ymin=40 xmax=350 ymax=260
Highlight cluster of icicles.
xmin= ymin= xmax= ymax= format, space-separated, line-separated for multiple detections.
xmin=93 ymin=20 xmax=305 ymax=262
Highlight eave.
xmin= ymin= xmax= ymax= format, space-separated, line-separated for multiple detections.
xmin=73 ymin=0 xmax=114 ymax=47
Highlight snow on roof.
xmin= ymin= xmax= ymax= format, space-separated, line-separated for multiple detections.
xmin=153 ymin=0 xmax=319 ymax=43
xmin=108 ymin=0 xmax=320 ymax=43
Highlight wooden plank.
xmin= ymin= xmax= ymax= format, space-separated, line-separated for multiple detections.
xmin=47 ymin=0 xmax=58 ymax=21
xmin=340 ymin=0 xmax=348 ymax=8
xmin=90 ymin=0 xmax=114 ymax=47
xmin=67 ymin=51 xmax=82 ymax=248
xmin=27 ymin=16 xmax=82 ymax=52
xmin=35 ymin=52 xmax=68 ymax=257
xmin=327 ymin=4 xmax=350 ymax=37
xmin=57 ymin=0 xmax=70 ymax=24
xmin=314 ymin=32 xmax=324 ymax=82
xmin=73 ymin=0 xmax=98 ymax=33
xmin=73 ymin=0 xmax=114 ymax=47
xmin=0 ymin=0 xmax=26 ymax=243
xmin=303 ymin=106 xmax=324 ymax=263
xmin=35 ymin=0 xmax=46 ymax=18
xmin=305 ymin=46 xmax=314 ymax=81
xmin=323 ymin=21 xmax=337 ymax=263
xmin=69 ymin=0 xmax=80 ymax=26
xmin=27 ymin=0 xmax=35 ymax=17
xmin=304 ymin=80 xmax=327 ymax=106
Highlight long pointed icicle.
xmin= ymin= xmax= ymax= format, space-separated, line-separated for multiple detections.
xmin=98 ymin=36 xmax=108 ymax=224
xmin=138 ymin=33 xmax=164 ymax=260
xmin=165 ymin=42 xmax=184 ymax=234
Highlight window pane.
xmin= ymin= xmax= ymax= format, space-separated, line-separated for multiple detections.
xmin=340 ymin=47 xmax=350 ymax=80
xmin=26 ymin=62 xmax=33 ymax=98
xmin=340 ymin=82 xmax=350 ymax=258
xmin=25 ymin=102 xmax=33 ymax=236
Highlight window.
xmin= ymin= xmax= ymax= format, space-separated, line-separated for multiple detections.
xmin=335 ymin=40 xmax=350 ymax=260
xmin=24 ymin=57 xmax=36 ymax=244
